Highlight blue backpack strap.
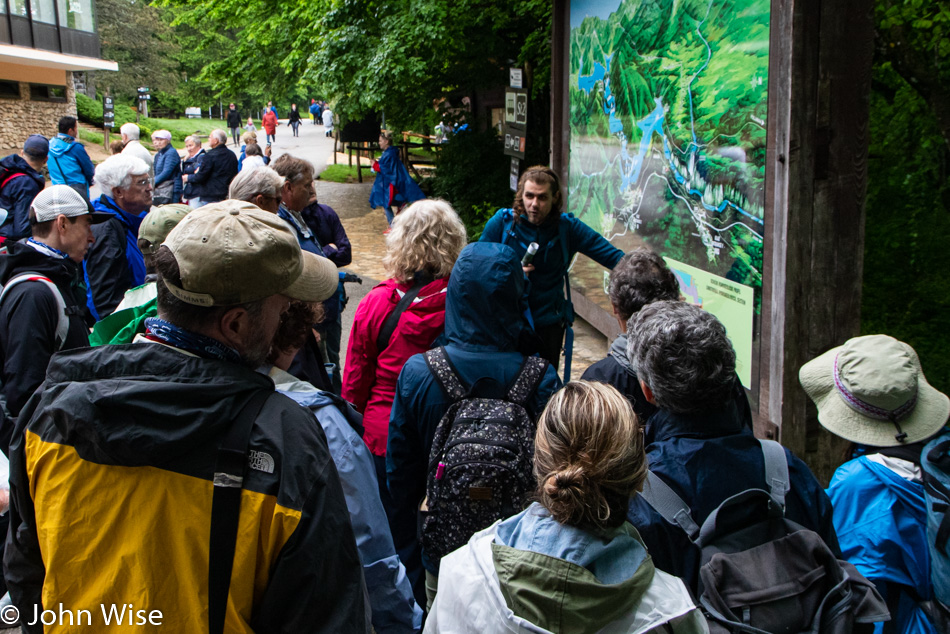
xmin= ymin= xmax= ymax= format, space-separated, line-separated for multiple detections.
xmin=500 ymin=208 xmax=516 ymax=247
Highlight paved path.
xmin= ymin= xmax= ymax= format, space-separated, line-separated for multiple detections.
xmin=92 ymin=119 xmax=608 ymax=380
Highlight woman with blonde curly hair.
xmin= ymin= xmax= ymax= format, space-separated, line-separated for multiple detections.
xmin=342 ymin=199 xmax=466 ymax=544
xmin=426 ymin=381 xmax=706 ymax=634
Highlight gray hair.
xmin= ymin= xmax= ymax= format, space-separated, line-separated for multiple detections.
xmin=95 ymin=154 xmax=150 ymax=199
xmin=211 ymin=129 xmax=227 ymax=144
xmin=609 ymin=248 xmax=681 ymax=321
xmin=627 ymin=300 xmax=736 ymax=414
xmin=185 ymin=134 xmax=202 ymax=147
xmin=119 ymin=122 xmax=140 ymax=140
xmin=228 ymin=166 xmax=284 ymax=202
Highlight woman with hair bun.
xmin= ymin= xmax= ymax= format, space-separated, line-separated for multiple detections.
xmin=425 ymin=381 xmax=706 ymax=633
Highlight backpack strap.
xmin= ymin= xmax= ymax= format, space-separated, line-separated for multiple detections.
xmin=0 ymin=172 xmax=25 ymax=189
xmin=506 ymin=356 xmax=549 ymax=407
xmin=759 ymin=439 xmax=789 ymax=507
xmin=0 ymin=273 xmax=69 ymax=350
xmin=640 ymin=471 xmax=700 ymax=542
xmin=424 ymin=346 xmax=467 ymax=402
xmin=208 ymin=389 xmax=272 ymax=634
xmin=376 ymin=275 xmax=430 ymax=352
xmin=499 ymin=209 xmax=516 ymax=246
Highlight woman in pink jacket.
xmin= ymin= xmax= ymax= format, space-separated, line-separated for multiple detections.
xmin=342 ymin=199 xmax=466 ymax=501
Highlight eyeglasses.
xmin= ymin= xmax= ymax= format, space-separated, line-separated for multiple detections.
xmin=133 ymin=179 xmax=150 ymax=187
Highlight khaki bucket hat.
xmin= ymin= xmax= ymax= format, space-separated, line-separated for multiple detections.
xmin=162 ymin=200 xmax=338 ymax=306
xmin=799 ymin=334 xmax=949 ymax=447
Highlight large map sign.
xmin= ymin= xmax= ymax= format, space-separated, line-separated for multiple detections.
xmin=568 ymin=0 xmax=769 ymax=390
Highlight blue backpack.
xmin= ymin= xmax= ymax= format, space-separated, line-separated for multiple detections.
xmin=922 ymin=432 xmax=950 ymax=609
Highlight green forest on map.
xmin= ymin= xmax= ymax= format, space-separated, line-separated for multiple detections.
xmin=568 ymin=0 xmax=769 ymax=315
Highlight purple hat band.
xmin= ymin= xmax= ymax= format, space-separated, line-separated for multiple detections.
xmin=833 ymin=353 xmax=918 ymax=422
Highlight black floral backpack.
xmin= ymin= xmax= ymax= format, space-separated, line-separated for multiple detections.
xmin=421 ymin=346 xmax=548 ymax=562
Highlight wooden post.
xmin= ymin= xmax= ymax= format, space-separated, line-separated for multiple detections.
xmin=758 ymin=0 xmax=875 ymax=483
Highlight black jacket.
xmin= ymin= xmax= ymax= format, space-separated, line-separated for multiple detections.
xmin=187 ymin=144 xmax=238 ymax=203
xmin=226 ymin=108 xmax=242 ymax=128
xmin=181 ymin=149 xmax=205 ymax=199
xmin=4 ymin=343 xmax=369 ymax=632
xmin=288 ymin=109 xmax=302 ymax=124
xmin=0 ymin=241 xmax=90 ymax=425
xmin=581 ymin=333 xmax=658 ymax=422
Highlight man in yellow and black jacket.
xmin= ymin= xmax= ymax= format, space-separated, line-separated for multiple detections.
xmin=3 ymin=202 xmax=370 ymax=633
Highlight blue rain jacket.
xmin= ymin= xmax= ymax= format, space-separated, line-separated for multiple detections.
xmin=369 ymin=147 xmax=425 ymax=209
xmin=276 ymin=374 xmax=423 ymax=633
xmin=827 ymin=455 xmax=939 ymax=633
xmin=48 ymin=133 xmax=95 ymax=198
xmin=387 ymin=242 xmax=562 ymax=574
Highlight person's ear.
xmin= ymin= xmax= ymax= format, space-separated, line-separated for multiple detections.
xmin=56 ymin=214 xmax=70 ymax=236
xmin=640 ymin=379 xmax=656 ymax=405
xmin=217 ymin=306 xmax=251 ymax=351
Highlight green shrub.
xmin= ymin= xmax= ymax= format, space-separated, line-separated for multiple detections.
xmin=429 ymin=126 xmax=512 ymax=239
xmin=75 ymin=93 xmax=102 ymax=125
xmin=75 ymin=93 xmax=153 ymax=140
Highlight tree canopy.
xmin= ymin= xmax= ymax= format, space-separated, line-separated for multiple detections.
xmin=157 ymin=0 xmax=552 ymax=130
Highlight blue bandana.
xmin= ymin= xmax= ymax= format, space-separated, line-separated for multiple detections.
xmin=27 ymin=238 xmax=69 ymax=260
xmin=144 ymin=317 xmax=242 ymax=364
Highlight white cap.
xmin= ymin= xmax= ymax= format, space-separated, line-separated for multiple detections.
xmin=30 ymin=185 xmax=110 ymax=225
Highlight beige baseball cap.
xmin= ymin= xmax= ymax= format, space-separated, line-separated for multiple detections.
xmin=138 ymin=204 xmax=191 ymax=255
xmin=162 ymin=200 xmax=338 ymax=306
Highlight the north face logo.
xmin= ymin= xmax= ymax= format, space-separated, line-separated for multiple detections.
xmin=248 ymin=450 xmax=275 ymax=474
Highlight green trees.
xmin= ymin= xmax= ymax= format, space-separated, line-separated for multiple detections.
xmin=863 ymin=1 xmax=950 ymax=390
xmin=159 ymin=0 xmax=552 ymax=133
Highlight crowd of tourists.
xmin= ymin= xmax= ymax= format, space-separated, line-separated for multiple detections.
xmin=0 ymin=120 xmax=946 ymax=634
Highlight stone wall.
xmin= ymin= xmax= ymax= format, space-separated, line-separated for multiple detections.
xmin=0 ymin=76 xmax=77 ymax=152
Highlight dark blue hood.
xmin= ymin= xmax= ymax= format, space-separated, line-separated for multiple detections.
xmin=445 ymin=242 xmax=525 ymax=350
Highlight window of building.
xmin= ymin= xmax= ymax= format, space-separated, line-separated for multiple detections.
xmin=59 ymin=0 xmax=95 ymax=32
xmin=30 ymin=84 xmax=67 ymax=102
xmin=0 ymin=81 xmax=20 ymax=99
xmin=10 ymin=0 xmax=28 ymax=17
xmin=31 ymin=0 xmax=57 ymax=24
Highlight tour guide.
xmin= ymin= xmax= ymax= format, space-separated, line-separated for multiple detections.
xmin=4 ymin=201 xmax=369 ymax=632
xmin=480 ymin=165 xmax=623 ymax=371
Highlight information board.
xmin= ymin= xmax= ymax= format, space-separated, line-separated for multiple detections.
xmin=567 ymin=0 xmax=770 ymax=391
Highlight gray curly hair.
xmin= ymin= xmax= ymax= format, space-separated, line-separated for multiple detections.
xmin=627 ymin=301 xmax=736 ymax=414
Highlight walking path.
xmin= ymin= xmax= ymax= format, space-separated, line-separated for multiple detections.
xmin=93 ymin=117 xmax=609 ymax=380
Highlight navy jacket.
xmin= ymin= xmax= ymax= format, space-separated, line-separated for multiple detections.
xmin=581 ymin=334 xmax=658 ymax=422
xmin=387 ymin=242 xmax=562 ymax=573
xmin=152 ymin=144 xmax=182 ymax=201
xmin=186 ymin=144 xmax=237 ymax=203
xmin=626 ymin=401 xmax=840 ymax=593
xmin=181 ymin=149 xmax=205 ymax=199
xmin=302 ymin=202 xmax=352 ymax=267
xmin=0 ymin=155 xmax=45 ymax=241
xmin=480 ymin=209 xmax=624 ymax=328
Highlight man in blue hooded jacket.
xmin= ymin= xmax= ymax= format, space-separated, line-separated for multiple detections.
xmin=387 ymin=241 xmax=562 ymax=609
xmin=480 ymin=166 xmax=623 ymax=369
xmin=48 ymin=117 xmax=95 ymax=199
